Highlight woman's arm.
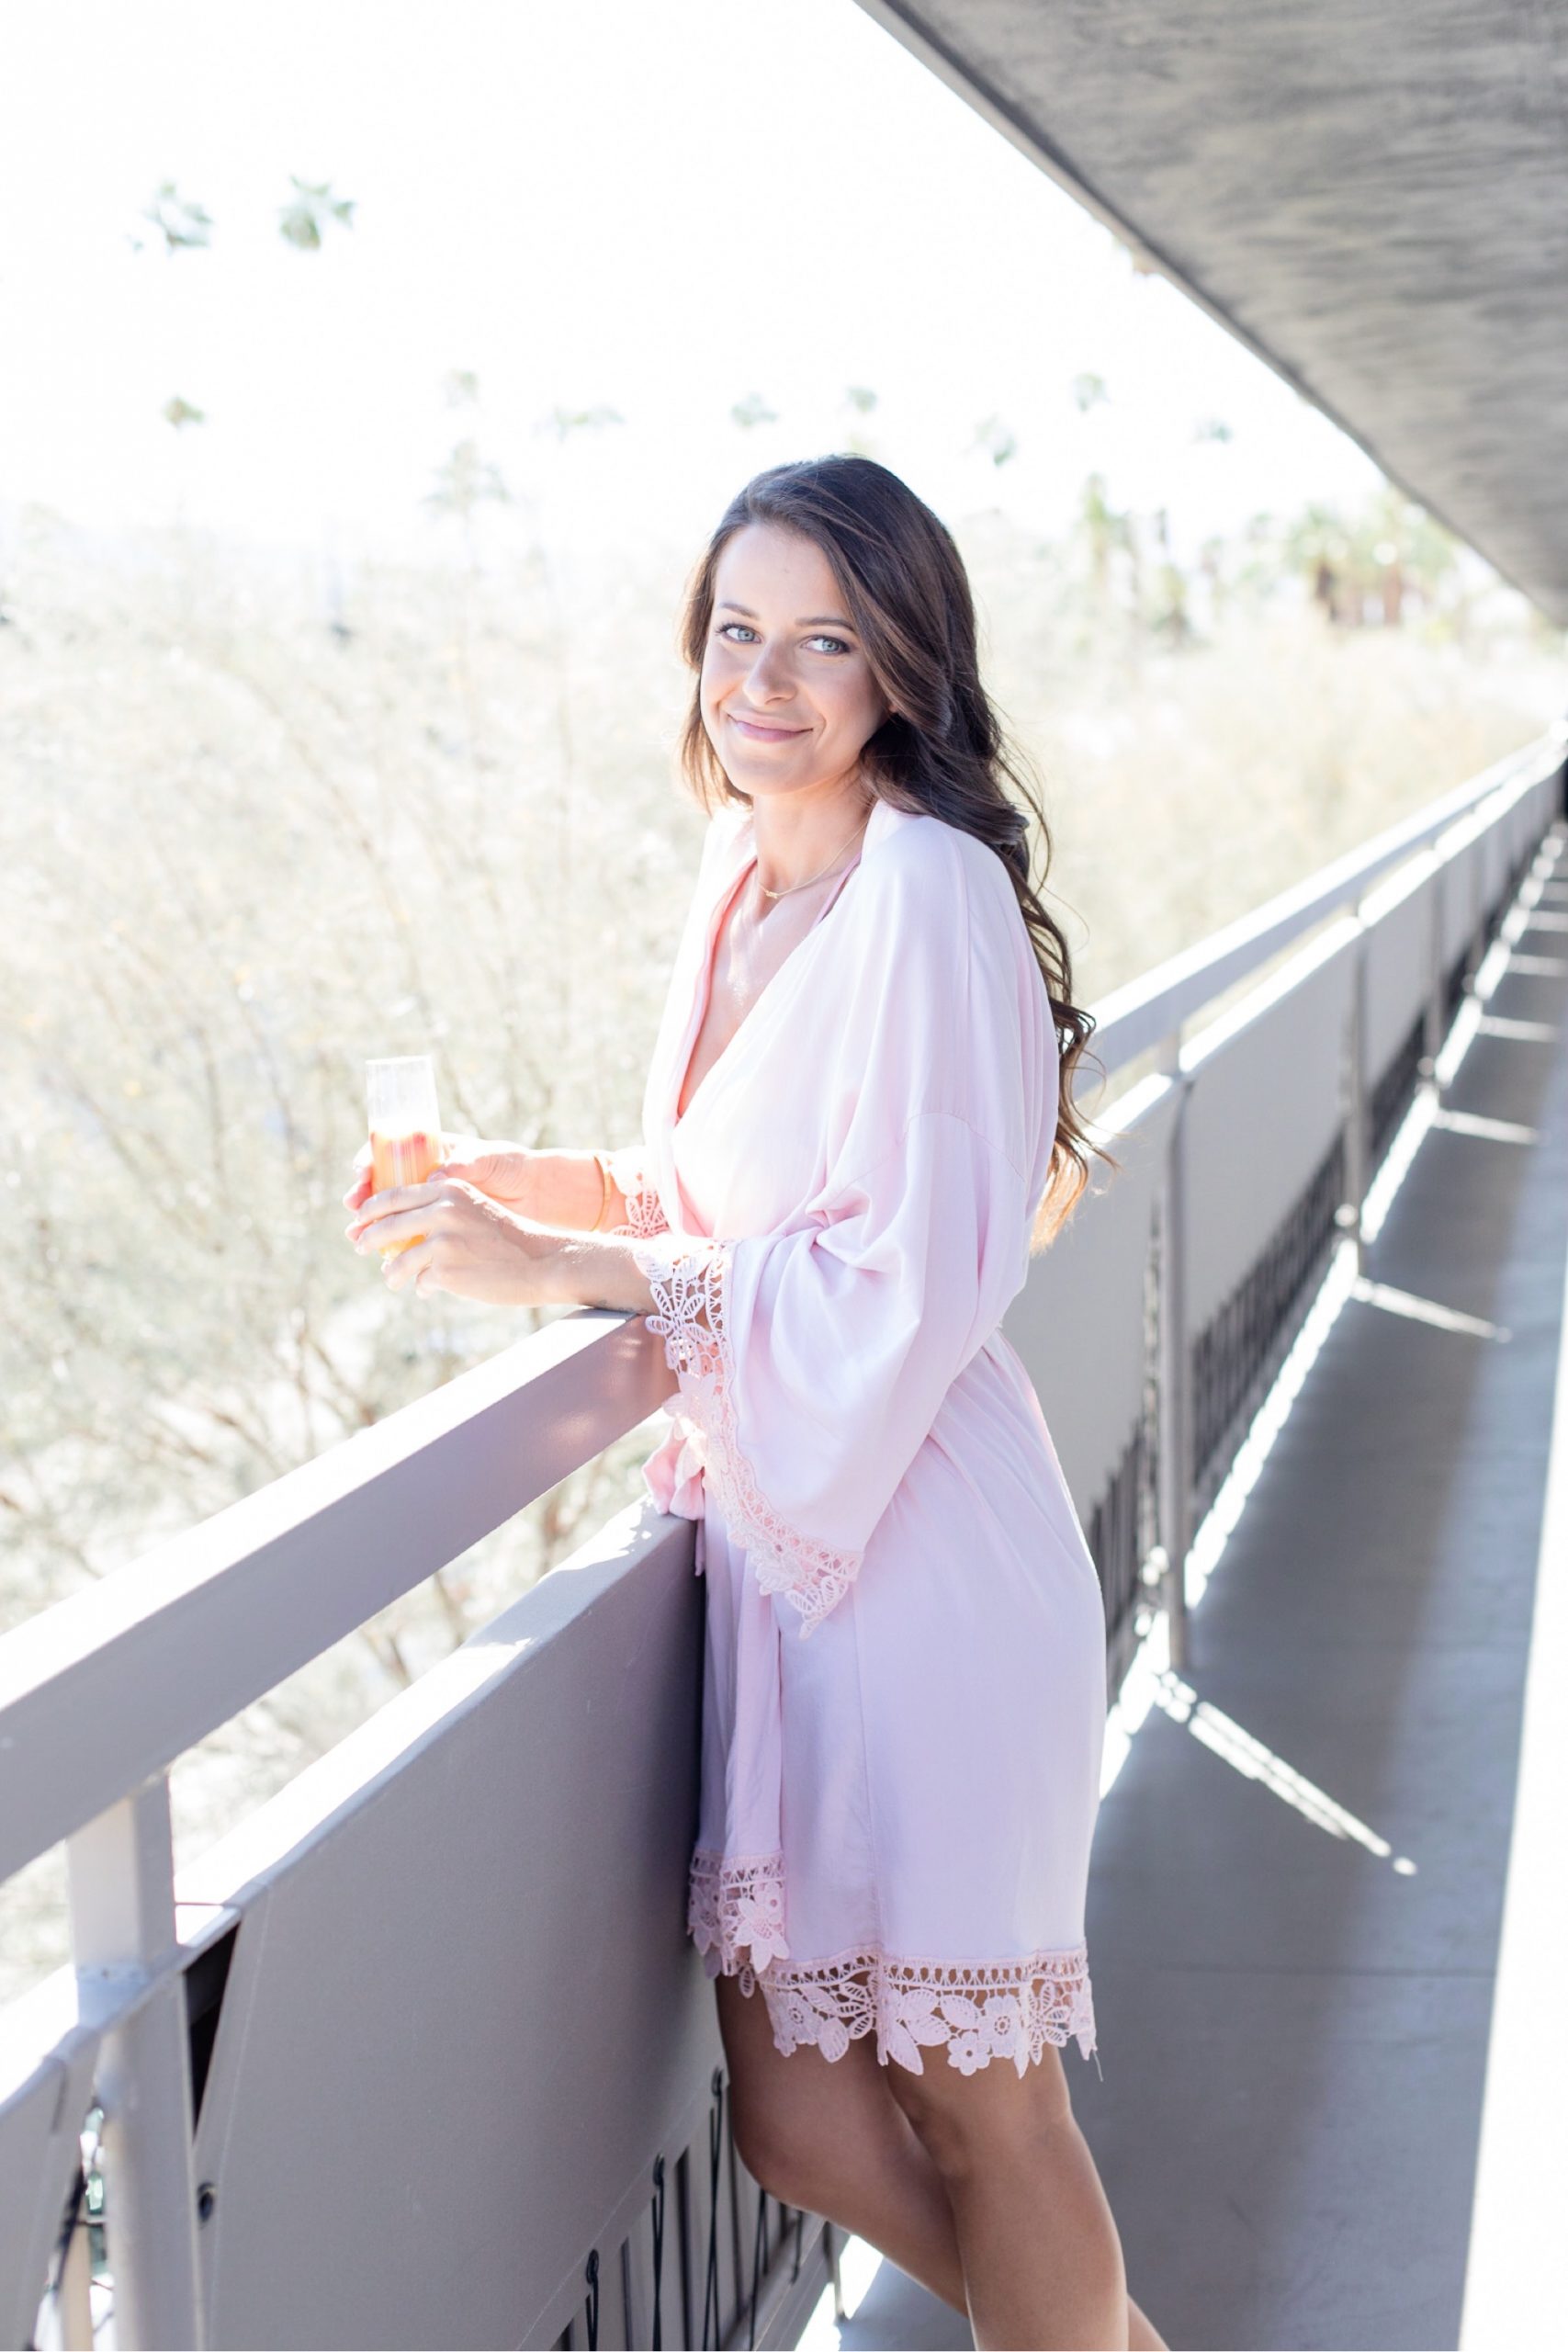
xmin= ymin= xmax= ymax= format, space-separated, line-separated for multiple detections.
xmin=346 ymin=1177 xmax=660 ymax=1313
xmin=448 ymin=1145 xmax=633 ymax=1233
xmin=540 ymin=1229 xmax=659 ymax=1314
xmin=344 ymin=1139 xmax=632 ymax=1232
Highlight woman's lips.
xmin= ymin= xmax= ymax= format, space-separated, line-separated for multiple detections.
xmin=729 ymin=715 xmax=807 ymax=741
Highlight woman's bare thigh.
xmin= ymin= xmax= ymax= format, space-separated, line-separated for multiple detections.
xmin=715 ymin=1972 xmax=914 ymax=2196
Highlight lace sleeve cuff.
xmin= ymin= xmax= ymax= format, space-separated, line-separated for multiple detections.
xmin=629 ymin=1232 xmax=863 ymax=1637
xmin=605 ymin=1146 xmax=670 ymax=1238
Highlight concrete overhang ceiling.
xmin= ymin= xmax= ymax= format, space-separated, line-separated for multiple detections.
xmin=854 ymin=1 xmax=1568 ymax=627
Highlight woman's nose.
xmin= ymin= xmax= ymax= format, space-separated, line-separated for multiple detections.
xmin=745 ymin=642 xmax=793 ymax=700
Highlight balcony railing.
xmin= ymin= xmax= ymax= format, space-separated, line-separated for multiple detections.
xmin=2 ymin=729 xmax=1562 ymax=2352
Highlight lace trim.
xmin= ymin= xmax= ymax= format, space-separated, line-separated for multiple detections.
xmin=607 ymin=1168 xmax=671 ymax=1238
xmin=630 ymin=1237 xmax=863 ymax=1637
xmin=687 ymin=1849 xmax=790 ymax=1993
xmin=688 ymin=1849 xmax=1098 ymax=2078
xmin=760 ymin=1942 xmax=1099 ymax=2079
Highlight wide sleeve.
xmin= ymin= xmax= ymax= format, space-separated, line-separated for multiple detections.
xmin=629 ymin=1111 xmax=1032 ymax=1635
xmin=626 ymin=821 xmax=1053 ymax=1637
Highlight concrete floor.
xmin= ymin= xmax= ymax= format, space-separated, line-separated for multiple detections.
xmin=840 ymin=837 xmax=1568 ymax=2351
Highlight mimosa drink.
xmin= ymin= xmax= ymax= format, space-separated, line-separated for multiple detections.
xmin=366 ymin=1057 xmax=443 ymax=1257
xmin=367 ymin=1128 xmax=440 ymax=1253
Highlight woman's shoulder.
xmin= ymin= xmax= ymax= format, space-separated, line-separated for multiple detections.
xmin=864 ymin=801 xmax=1014 ymax=923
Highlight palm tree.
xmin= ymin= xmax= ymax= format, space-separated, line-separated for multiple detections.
xmin=131 ymin=182 xmax=214 ymax=605
xmin=1281 ymin=503 xmax=1354 ymax=624
xmin=1076 ymin=472 xmax=1136 ymax=605
xmin=277 ymin=177 xmax=356 ymax=251
xmin=424 ymin=439 xmax=514 ymax=551
xmin=137 ymin=182 xmax=213 ymax=254
xmin=1350 ymin=484 xmax=1460 ymax=627
xmin=971 ymin=415 xmax=1018 ymax=468
xmin=539 ymin=403 xmax=623 ymax=441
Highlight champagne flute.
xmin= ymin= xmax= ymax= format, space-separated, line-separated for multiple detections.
xmin=366 ymin=1056 xmax=443 ymax=1256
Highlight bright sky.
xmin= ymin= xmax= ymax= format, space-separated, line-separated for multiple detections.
xmin=0 ymin=0 xmax=1385 ymax=572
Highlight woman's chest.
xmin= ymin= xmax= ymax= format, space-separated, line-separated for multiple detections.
xmin=675 ymin=861 xmax=858 ymax=1122
xmin=676 ymin=912 xmax=791 ymax=1122
xmin=666 ymin=865 xmax=865 ymax=1234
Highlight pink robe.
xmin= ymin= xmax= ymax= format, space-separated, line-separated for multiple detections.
xmin=610 ymin=793 xmax=1106 ymax=2078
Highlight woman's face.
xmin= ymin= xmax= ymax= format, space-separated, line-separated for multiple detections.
xmin=701 ymin=520 xmax=890 ymax=807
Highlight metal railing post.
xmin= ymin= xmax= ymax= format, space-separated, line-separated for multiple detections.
xmin=66 ymin=1776 xmax=204 ymax=2352
xmin=1155 ymin=1043 xmax=1191 ymax=1672
xmin=1424 ymin=854 xmax=1448 ymax=1095
xmin=1342 ymin=915 xmax=1369 ymax=1278
xmin=52 ymin=2170 xmax=96 ymax=2352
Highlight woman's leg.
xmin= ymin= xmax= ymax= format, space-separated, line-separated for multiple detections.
xmin=717 ymin=1976 xmax=1167 ymax=2349
xmin=883 ymin=2036 xmax=1166 ymax=2352
xmin=716 ymin=1971 xmax=971 ymax=2314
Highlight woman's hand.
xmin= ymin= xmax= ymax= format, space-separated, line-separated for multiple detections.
xmin=341 ymin=1133 xmax=532 ymax=1216
xmin=345 ymin=1175 xmax=558 ymax=1306
xmin=344 ymin=1182 xmax=660 ymax=1316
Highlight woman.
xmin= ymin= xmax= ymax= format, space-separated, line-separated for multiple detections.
xmin=345 ymin=457 xmax=1167 ymax=2352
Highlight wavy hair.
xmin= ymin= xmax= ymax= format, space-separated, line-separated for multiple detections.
xmin=674 ymin=453 xmax=1119 ymax=1243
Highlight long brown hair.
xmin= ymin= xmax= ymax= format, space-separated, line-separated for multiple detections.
xmin=674 ymin=453 xmax=1119 ymax=1244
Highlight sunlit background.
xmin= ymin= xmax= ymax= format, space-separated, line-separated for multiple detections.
xmin=5 ymin=0 xmax=1390 ymax=562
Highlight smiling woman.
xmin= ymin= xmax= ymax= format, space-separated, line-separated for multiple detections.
xmin=346 ymin=453 xmax=1163 ymax=2350
xmin=604 ymin=456 xmax=1161 ymax=2351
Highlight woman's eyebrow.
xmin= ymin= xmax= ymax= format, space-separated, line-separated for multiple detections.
xmin=716 ymin=599 xmax=857 ymax=629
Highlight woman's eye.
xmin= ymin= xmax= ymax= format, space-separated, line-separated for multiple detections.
xmin=719 ymin=625 xmax=851 ymax=653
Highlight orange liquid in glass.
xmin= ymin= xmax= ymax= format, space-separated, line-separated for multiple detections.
xmin=368 ymin=1127 xmax=439 ymax=1254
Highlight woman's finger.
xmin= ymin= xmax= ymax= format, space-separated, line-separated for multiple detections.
xmin=341 ymin=1141 xmax=376 ymax=1210
xmin=351 ymin=1214 xmax=410 ymax=1253
xmin=351 ymin=1177 xmax=481 ymax=1257
xmin=383 ymin=1234 xmax=438 ymax=1295
xmin=346 ymin=1179 xmax=447 ymax=1238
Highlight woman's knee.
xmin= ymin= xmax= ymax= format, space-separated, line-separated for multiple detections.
xmin=885 ymin=2041 xmax=1074 ymax=2180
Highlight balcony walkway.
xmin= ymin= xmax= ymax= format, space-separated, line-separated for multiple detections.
xmin=837 ymin=850 xmax=1568 ymax=2350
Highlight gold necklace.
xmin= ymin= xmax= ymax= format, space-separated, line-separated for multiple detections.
xmin=756 ymin=808 xmax=873 ymax=899
xmin=727 ymin=810 xmax=869 ymax=1011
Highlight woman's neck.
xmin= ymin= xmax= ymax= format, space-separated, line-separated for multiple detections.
xmin=749 ymin=780 xmax=874 ymax=898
